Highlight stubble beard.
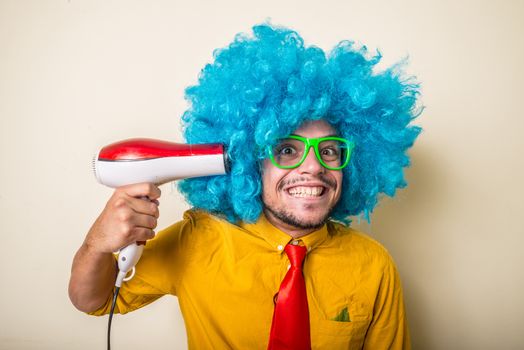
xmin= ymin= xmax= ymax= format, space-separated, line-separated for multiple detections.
xmin=263 ymin=202 xmax=334 ymax=231
xmin=263 ymin=174 xmax=340 ymax=231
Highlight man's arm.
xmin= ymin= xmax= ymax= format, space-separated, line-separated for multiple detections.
xmin=68 ymin=183 xmax=161 ymax=313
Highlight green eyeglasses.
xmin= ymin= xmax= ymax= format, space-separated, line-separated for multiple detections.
xmin=267 ymin=135 xmax=355 ymax=170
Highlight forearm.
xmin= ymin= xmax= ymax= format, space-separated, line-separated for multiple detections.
xmin=69 ymin=183 xmax=160 ymax=313
xmin=68 ymin=242 xmax=117 ymax=313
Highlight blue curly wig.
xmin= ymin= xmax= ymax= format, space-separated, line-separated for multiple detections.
xmin=178 ymin=23 xmax=422 ymax=225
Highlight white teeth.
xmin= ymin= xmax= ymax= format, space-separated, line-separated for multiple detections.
xmin=287 ymin=186 xmax=324 ymax=197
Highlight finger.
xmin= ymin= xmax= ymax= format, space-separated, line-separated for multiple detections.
xmin=131 ymin=227 xmax=156 ymax=242
xmin=128 ymin=197 xmax=159 ymax=218
xmin=131 ymin=212 xmax=158 ymax=230
xmin=120 ymin=183 xmax=161 ymax=200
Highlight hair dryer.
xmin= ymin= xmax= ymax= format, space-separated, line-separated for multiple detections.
xmin=93 ymin=138 xmax=229 ymax=286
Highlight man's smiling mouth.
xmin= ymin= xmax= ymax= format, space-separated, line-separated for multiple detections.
xmin=287 ymin=186 xmax=325 ymax=197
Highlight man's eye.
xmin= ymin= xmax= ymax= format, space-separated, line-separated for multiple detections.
xmin=279 ymin=146 xmax=296 ymax=155
xmin=321 ymin=147 xmax=339 ymax=156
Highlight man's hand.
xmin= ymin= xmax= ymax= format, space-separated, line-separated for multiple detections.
xmin=85 ymin=183 xmax=161 ymax=254
xmin=68 ymin=183 xmax=161 ymax=313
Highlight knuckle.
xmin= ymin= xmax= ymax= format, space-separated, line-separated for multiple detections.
xmin=113 ymin=197 xmax=126 ymax=209
xmin=120 ymin=222 xmax=133 ymax=237
xmin=118 ymin=209 xmax=132 ymax=222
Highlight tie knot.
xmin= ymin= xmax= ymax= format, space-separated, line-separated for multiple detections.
xmin=285 ymin=244 xmax=307 ymax=268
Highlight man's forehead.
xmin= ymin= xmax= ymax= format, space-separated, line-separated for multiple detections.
xmin=292 ymin=119 xmax=339 ymax=137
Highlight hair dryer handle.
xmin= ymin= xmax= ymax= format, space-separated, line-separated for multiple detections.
xmin=115 ymin=243 xmax=144 ymax=287
xmin=114 ymin=195 xmax=150 ymax=287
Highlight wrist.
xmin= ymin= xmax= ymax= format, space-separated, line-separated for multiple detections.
xmin=81 ymin=239 xmax=112 ymax=257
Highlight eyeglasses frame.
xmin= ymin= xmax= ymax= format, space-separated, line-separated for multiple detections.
xmin=267 ymin=135 xmax=355 ymax=171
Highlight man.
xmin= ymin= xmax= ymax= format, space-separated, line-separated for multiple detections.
xmin=69 ymin=23 xmax=421 ymax=349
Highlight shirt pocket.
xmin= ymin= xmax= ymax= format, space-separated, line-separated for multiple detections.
xmin=314 ymin=317 xmax=370 ymax=350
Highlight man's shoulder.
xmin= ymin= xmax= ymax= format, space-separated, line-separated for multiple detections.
xmin=156 ymin=209 xmax=225 ymax=237
xmin=149 ymin=209 xmax=228 ymax=254
xmin=186 ymin=209 xmax=241 ymax=235
xmin=327 ymin=221 xmax=394 ymax=264
xmin=160 ymin=208 xmax=231 ymax=239
xmin=156 ymin=208 xmax=219 ymax=229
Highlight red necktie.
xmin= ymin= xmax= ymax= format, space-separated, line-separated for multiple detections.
xmin=268 ymin=244 xmax=311 ymax=350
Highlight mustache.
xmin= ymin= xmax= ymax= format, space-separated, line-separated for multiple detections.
xmin=278 ymin=175 xmax=337 ymax=192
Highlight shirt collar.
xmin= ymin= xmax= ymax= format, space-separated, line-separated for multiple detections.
xmin=239 ymin=212 xmax=329 ymax=254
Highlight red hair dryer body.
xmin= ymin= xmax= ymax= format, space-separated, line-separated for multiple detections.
xmin=93 ymin=138 xmax=229 ymax=286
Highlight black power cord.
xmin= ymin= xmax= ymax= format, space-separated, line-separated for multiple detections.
xmin=107 ymin=287 xmax=120 ymax=350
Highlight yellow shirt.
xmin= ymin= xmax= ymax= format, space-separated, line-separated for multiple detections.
xmin=90 ymin=210 xmax=410 ymax=349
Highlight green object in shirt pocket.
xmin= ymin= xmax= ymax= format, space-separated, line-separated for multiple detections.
xmin=331 ymin=306 xmax=351 ymax=322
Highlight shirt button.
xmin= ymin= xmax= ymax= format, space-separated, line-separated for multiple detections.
xmin=291 ymin=240 xmax=299 ymax=246
xmin=277 ymin=245 xmax=284 ymax=251
xmin=287 ymin=264 xmax=291 ymax=270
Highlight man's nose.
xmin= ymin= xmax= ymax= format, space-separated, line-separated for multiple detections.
xmin=298 ymin=147 xmax=325 ymax=174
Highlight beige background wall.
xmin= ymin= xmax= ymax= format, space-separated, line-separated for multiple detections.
xmin=1 ymin=0 xmax=523 ymax=349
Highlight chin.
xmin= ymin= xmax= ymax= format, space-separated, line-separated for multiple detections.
xmin=294 ymin=209 xmax=327 ymax=222
xmin=265 ymin=204 xmax=331 ymax=230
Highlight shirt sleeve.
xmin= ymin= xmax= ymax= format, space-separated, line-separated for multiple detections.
xmin=362 ymin=255 xmax=411 ymax=350
xmin=88 ymin=217 xmax=193 ymax=316
xmin=87 ymin=267 xmax=166 ymax=316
